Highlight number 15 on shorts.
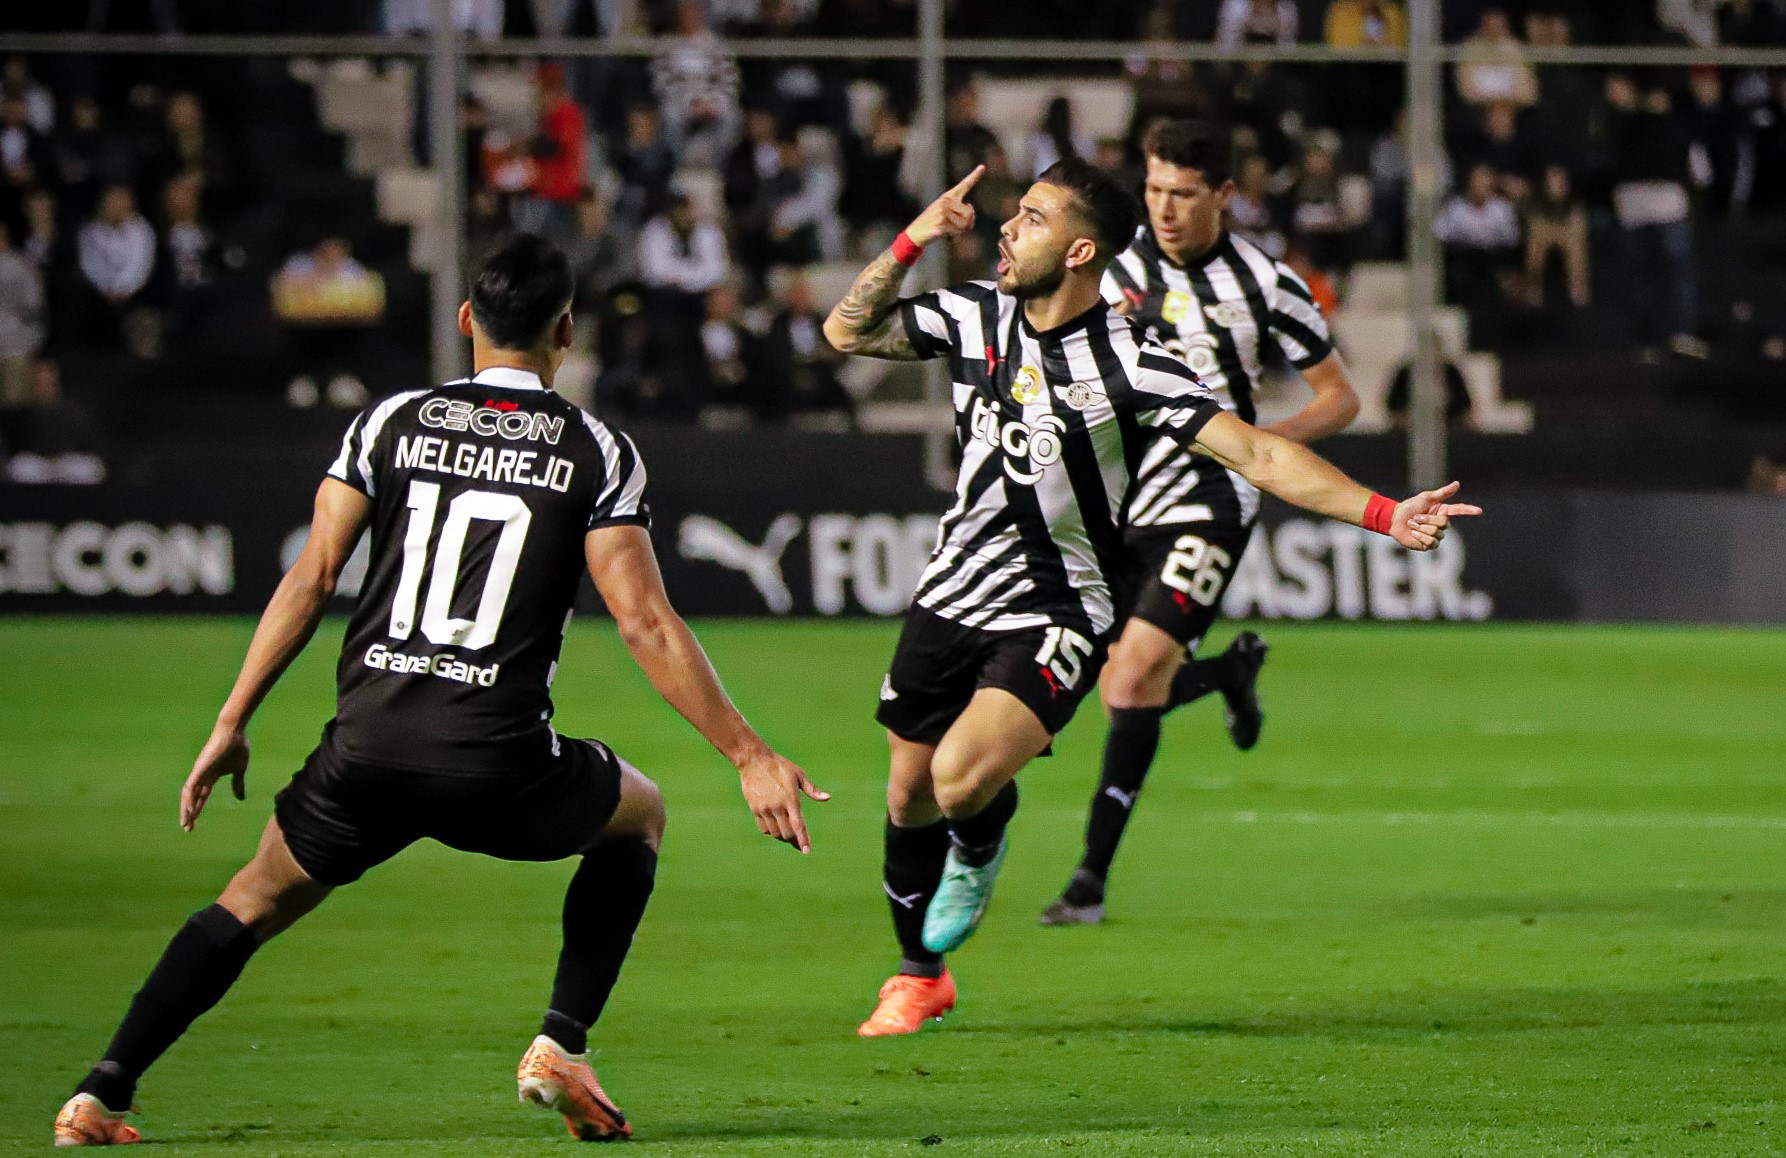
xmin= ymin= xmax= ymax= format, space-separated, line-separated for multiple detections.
xmin=1035 ymin=626 xmax=1095 ymax=692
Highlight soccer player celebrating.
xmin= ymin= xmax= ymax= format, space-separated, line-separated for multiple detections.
xmin=52 ymin=235 xmax=826 ymax=1146
xmin=1040 ymin=120 xmax=1363 ymax=926
xmin=825 ymin=159 xmax=1475 ymax=1036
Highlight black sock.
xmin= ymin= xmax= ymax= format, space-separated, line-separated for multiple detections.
xmin=883 ymin=818 xmax=950 ymax=976
xmin=948 ymin=781 xmax=1018 ymax=867
xmin=1167 ymin=651 xmax=1238 ymax=711
xmin=543 ymin=839 xmax=657 ymax=1055
xmin=76 ymin=904 xmax=260 ymax=1109
xmin=1079 ymin=707 xmax=1164 ymax=882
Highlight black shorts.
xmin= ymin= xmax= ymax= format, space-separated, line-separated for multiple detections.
xmin=1115 ymin=520 xmax=1255 ymax=649
xmin=274 ymin=732 xmax=625 ymax=886
xmin=875 ymin=605 xmax=1108 ymax=745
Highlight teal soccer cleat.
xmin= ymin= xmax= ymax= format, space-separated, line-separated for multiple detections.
xmin=921 ymin=838 xmax=1008 ymax=953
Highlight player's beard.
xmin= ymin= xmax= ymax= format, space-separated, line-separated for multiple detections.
xmin=998 ymin=253 xmax=1066 ymax=300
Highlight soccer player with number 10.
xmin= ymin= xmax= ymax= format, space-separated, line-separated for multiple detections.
xmin=825 ymin=158 xmax=1479 ymax=1036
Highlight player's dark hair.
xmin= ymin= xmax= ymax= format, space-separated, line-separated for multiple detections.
xmin=1036 ymin=156 xmax=1140 ymax=262
xmin=1141 ymin=119 xmax=1232 ymax=187
xmin=469 ymin=233 xmax=574 ymax=349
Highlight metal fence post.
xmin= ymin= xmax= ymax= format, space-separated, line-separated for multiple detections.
xmin=429 ymin=0 xmax=465 ymax=387
xmin=1406 ymin=0 xmax=1446 ymax=489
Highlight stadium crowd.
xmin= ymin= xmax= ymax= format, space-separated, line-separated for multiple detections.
xmin=3 ymin=0 xmax=1786 ymax=470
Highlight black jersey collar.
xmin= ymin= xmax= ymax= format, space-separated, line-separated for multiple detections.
xmin=1016 ymin=296 xmax=1110 ymax=341
xmin=456 ymin=367 xmax=549 ymax=391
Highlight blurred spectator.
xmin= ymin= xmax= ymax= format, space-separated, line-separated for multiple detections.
xmin=1458 ymin=101 xmax=1539 ymax=200
xmin=1657 ymin=0 xmax=1721 ymax=47
xmin=1216 ymin=0 xmax=1298 ymax=48
xmin=696 ymin=282 xmax=759 ymax=411
xmin=1126 ymin=5 xmax=1213 ymax=135
xmin=383 ymin=0 xmax=501 ymax=37
xmin=639 ymin=192 xmax=728 ymax=417
xmin=77 ymin=185 xmax=157 ymax=353
xmin=761 ymin=271 xmax=853 ymax=424
xmin=612 ymin=104 xmax=678 ymax=227
xmin=1282 ymin=237 xmax=1339 ymax=317
xmin=1228 ymin=152 xmax=1285 ymax=257
xmin=20 ymin=187 xmax=60 ymax=270
xmin=1325 ymin=0 xmax=1408 ymax=46
xmin=1456 ymin=8 xmax=1537 ymax=109
xmin=944 ymin=83 xmax=999 ymax=186
xmin=3 ymin=359 xmax=104 ymax=486
xmin=841 ymin=104 xmax=915 ymax=241
xmin=2 ymin=57 xmax=55 ymax=136
xmin=1719 ymin=0 xmax=1786 ymax=46
xmin=1685 ymin=67 xmax=1744 ymax=216
xmin=565 ymin=187 xmax=636 ymax=314
xmin=51 ymin=96 xmax=131 ymax=220
xmin=765 ymin=132 xmax=842 ymax=266
xmin=1608 ymin=78 xmax=1705 ymax=359
xmin=1521 ymin=11 xmax=1596 ymax=172
xmin=724 ymin=108 xmax=784 ymax=278
xmin=1289 ymin=139 xmax=1365 ymax=269
xmin=157 ymin=172 xmax=215 ymax=339
xmin=1228 ymin=62 xmax=1308 ymax=170
xmin=1 ymin=93 xmax=49 ymax=225
xmin=1523 ymin=164 xmax=1589 ymax=308
xmin=0 ymin=223 xmax=44 ymax=406
xmin=272 ymin=237 xmax=384 ymax=408
xmin=1027 ymin=97 xmax=1093 ymax=179
xmin=1749 ymin=456 xmax=1786 ymax=497
xmin=971 ymin=144 xmax=1027 ymax=254
xmin=737 ymin=0 xmax=849 ymax=133
xmin=512 ymin=63 xmax=587 ymax=243
xmin=1434 ymin=164 xmax=1520 ymax=308
xmin=142 ymin=92 xmax=232 ymax=207
xmin=650 ymin=2 xmax=742 ymax=168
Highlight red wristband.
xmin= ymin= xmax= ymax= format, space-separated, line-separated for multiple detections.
xmin=1363 ymin=493 xmax=1396 ymax=536
xmin=891 ymin=231 xmax=923 ymax=266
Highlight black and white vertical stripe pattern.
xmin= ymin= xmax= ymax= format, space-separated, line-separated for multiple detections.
xmin=900 ymin=282 xmax=1219 ymax=635
xmin=1102 ymin=229 xmax=1333 ymax=529
xmin=581 ymin=414 xmax=650 ymax=527
xmin=328 ymin=389 xmax=430 ymax=496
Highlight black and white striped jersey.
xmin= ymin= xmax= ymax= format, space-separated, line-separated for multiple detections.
xmin=323 ymin=367 xmax=649 ymax=774
xmin=899 ymin=282 xmax=1222 ymax=636
xmin=1103 ymin=228 xmax=1334 ymax=529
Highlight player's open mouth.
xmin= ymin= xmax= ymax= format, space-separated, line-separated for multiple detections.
xmin=996 ymin=246 xmax=1011 ymax=275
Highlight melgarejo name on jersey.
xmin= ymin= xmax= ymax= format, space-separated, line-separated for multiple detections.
xmin=394 ymin=435 xmax=574 ymax=492
xmin=364 ymin=642 xmax=500 ymax=685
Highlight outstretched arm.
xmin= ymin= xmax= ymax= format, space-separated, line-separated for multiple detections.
xmin=823 ymin=164 xmax=985 ymax=359
xmin=1191 ymin=411 xmax=1481 ymax=551
xmin=182 ymin=478 xmax=369 ymax=829
xmin=586 ymin=524 xmax=828 ymax=852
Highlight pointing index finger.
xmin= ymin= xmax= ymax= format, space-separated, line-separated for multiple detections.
xmin=948 ymin=164 xmax=987 ymax=200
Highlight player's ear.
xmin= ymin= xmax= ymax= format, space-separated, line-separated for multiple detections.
xmin=1216 ymin=179 xmax=1237 ymax=208
xmin=457 ymin=301 xmax=474 ymax=338
xmin=553 ymin=310 xmax=574 ymax=351
xmin=1064 ymin=236 xmax=1099 ymax=271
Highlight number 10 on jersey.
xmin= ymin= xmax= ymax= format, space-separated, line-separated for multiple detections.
xmin=389 ymin=480 xmax=532 ymax=650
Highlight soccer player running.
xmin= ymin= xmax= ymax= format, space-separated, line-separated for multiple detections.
xmin=1040 ymin=120 xmax=1362 ymax=926
xmin=825 ymin=159 xmax=1475 ymax=1036
xmin=53 ymin=235 xmax=826 ymax=1147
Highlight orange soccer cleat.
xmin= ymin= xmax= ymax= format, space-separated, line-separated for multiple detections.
xmin=856 ymin=969 xmax=957 ymax=1037
xmin=517 ymin=1035 xmax=631 ymax=1142
xmin=53 ymin=1094 xmax=141 ymax=1147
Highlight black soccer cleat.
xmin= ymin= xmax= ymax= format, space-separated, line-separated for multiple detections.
xmin=1220 ymin=632 xmax=1268 ymax=751
xmin=1040 ymin=869 xmax=1107 ymax=926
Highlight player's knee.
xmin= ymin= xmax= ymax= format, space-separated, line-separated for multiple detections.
xmin=886 ymin=778 xmax=940 ymax=826
xmin=1102 ymin=648 xmax=1177 ymax=710
xmin=634 ymin=775 xmax=667 ymax=852
xmin=929 ymin=756 xmax=1002 ymax=817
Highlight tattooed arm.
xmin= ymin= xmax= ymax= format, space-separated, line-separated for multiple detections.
xmin=823 ymin=165 xmax=986 ymax=360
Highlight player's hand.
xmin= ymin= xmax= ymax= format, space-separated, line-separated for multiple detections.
xmin=736 ymin=748 xmax=830 ymax=854
xmin=904 ymin=165 xmax=984 ymax=248
xmin=180 ymin=722 xmax=250 ymax=831
xmin=1391 ymin=481 xmax=1483 ymax=551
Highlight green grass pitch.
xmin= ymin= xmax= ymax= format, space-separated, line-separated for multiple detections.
xmin=3 ymin=617 xmax=1785 ymax=1155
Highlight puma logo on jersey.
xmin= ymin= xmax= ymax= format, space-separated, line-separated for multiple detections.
xmin=883 ymin=882 xmax=923 ymax=909
xmin=880 ymin=675 xmax=899 ymax=702
xmin=1103 ymin=786 xmax=1137 ymax=810
xmin=677 ymin=514 xmax=803 ymax=614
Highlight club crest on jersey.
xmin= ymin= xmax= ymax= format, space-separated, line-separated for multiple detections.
xmin=1182 ymin=332 xmax=1222 ymax=377
xmin=1161 ymin=290 xmax=1193 ymax=324
xmin=1010 ymin=365 xmax=1045 ymax=405
xmin=1205 ymin=300 xmax=1251 ymax=329
xmin=1054 ymin=380 xmax=1106 ymax=411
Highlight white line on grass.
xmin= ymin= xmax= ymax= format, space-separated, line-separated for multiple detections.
xmin=1214 ymin=810 xmax=1786 ymax=831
